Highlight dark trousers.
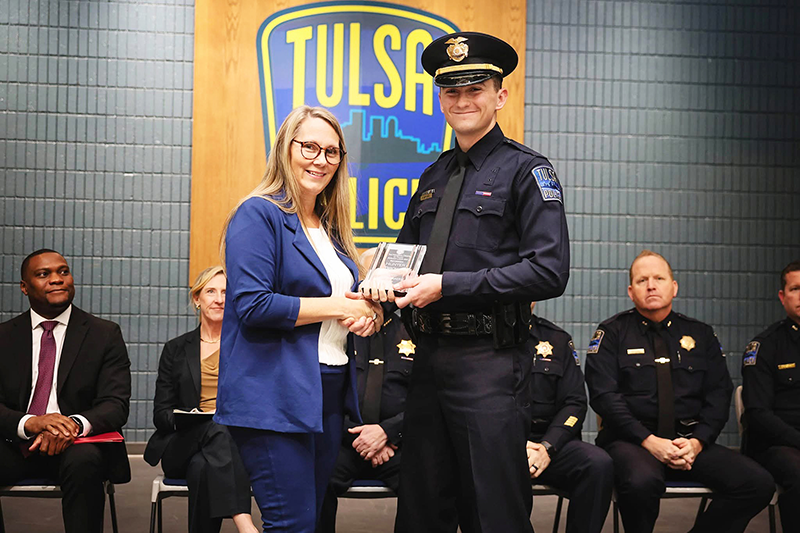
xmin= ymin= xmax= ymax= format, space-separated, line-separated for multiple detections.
xmin=754 ymin=445 xmax=800 ymax=532
xmin=0 ymin=439 xmax=107 ymax=533
xmin=604 ymin=439 xmax=775 ymax=533
xmin=229 ymin=365 xmax=346 ymax=533
xmin=534 ymin=439 xmax=613 ymax=533
xmin=395 ymin=335 xmax=534 ymax=533
xmin=317 ymin=445 xmax=402 ymax=533
xmin=160 ymin=420 xmax=252 ymax=533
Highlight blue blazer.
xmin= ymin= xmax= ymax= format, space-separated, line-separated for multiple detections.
xmin=215 ymin=196 xmax=362 ymax=433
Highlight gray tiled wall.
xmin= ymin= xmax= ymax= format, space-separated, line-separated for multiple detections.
xmin=1 ymin=0 xmax=799 ymax=445
xmin=527 ymin=0 xmax=800 ymax=445
xmin=0 ymin=0 xmax=196 ymax=442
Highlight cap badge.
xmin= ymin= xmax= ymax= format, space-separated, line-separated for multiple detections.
xmin=445 ymin=37 xmax=469 ymax=62
xmin=680 ymin=336 xmax=696 ymax=351
xmin=535 ymin=341 xmax=553 ymax=357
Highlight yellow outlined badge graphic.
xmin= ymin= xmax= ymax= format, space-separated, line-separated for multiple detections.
xmin=257 ymin=2 xmax=459 ymax=245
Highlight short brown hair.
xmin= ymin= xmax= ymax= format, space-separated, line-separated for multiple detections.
xmin=781 ymin=260 xmax=800 ymax=290
xmin=629 ymin=250 xmax=674 ymax=284
xmin=490 ymin=74 xmax=502 ymax=91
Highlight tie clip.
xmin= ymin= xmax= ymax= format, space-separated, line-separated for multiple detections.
xmin=655 ymin=357 xmax=671 ymax=364
xmin=369 ymin=359 xmax=385 ymax=365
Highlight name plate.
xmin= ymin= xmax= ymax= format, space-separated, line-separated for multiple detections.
xmin=362 ymin=242 xmax=426 ymax=294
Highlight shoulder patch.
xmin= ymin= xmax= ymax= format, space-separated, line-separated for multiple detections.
xmin=531 ymin=166 xmax=563 ymax=204
xmin=569 ymin=340 xmax=580 ymax=366
xmin=587 ymin=329 xmax=604 ymax=354
xmin=743 ymin=341 xmax=760 ymax=366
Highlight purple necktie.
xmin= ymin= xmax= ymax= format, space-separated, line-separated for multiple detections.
xmin=28 ymin=321 xmax=59 ymax=416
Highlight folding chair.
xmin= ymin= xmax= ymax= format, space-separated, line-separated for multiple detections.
xmin=149 ymin=475 xmax=190 ymax=533
xmin=0 ymin=478 xmax=119 ymax=533
xmin=532 ymin=483 xmax=568 ymax=533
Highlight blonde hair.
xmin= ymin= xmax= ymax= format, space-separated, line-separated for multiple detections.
xmin=219 ymin=106 xmax=361 ymax=277
xmin=190 ymin=265 xmax=226 ymax=312
xmin=629 ymin=250 xmax=674 ymax=284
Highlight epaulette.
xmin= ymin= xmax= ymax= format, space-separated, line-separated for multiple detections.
xmin=534 ymin=315 xmax=568 ymax=335
xmin=674 ymin=312 xmax=704 ymax=324
xmin=503 ymin=137 xmax=545 ymax=159
xmin=755 ymin=319 xmax=788 ymax=340
xmin=599 ymin=308 xmax=635 ymax=327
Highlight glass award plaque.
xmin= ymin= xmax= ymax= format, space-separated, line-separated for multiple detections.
xmin=362 ymin=242 xmax=426 ymax=294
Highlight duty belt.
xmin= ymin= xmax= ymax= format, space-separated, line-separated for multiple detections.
xmin=411 ymin=308 xmax=493 ymax=336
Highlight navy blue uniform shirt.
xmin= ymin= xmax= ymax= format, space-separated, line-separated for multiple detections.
xmin=742 ymin=318 xmax=800 ymax=455
xmin=584 ymin=309 xmax=732 ymax=446
xmin=396 ymin=123 xmax=570 ymax=312
xmin=528 ymin=315 xmax=587 ymax=453
xmin=345 ymin=313 xmax=413 ymax=446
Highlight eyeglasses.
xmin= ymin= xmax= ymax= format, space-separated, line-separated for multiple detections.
xmin=291 ymin=139 xmax=346 ymax=165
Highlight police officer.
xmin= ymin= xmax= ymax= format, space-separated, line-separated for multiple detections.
xmin=526 ymin=309 xmax=613 ymax=533
xmin=742 ymin=260 xmax=800 ymax=532
xmin=584 ymin=250 xmax=774 ymax=533
xmin=317 ymin=309 xmax=413 ymax=532
xmin=381 ymin=32 xmax=570 ymax=533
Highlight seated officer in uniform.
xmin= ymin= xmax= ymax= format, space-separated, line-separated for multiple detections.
xmin=318 ymin=250 xmax=413 ymax=533
xmin=526 ymin=306 xmax=613 ymax=533
xmin=584 ymin=250 xmax=774 ymax=533
xmin=742 ymin=260 xmax=800 ymax=532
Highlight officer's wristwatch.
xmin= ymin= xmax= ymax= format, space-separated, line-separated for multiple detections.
xmin=541 ymin=440 xmax=555 ymax=457
xmin=69 ymin=416 xmax=84 ymax=436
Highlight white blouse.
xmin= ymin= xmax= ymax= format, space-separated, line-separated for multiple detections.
xmin=306 ymin=227 xmax=354 ymax=366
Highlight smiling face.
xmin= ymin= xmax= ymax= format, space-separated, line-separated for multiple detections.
xmin=780 ymin=270 xmax=800 ymax=325
xmin=290 ymin=117 xmax=341 ymax=208
xmin=438 ymin=79 xmax=508 ymax=149
xmin=627 ymin=255 xmax=679 ymax=321
xmin=20 ymin=252 xmax=76 ymax=318
xmin=193 ymin=272 xmax=226 ymax=326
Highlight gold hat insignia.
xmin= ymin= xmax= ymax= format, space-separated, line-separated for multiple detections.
xmin=398 ymin=339 xmax=416 ymax=356
xmin=536 ymin=341 xmax=554 ymax=357
xmin=680 ymin=336 xmax=696 ymax=351
xmin=445 ymin=37 xmax=469 ymax=62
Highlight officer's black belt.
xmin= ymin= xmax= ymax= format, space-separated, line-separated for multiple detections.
xmin=642 ymin=419 xmax=699 ymax=439
xmin=411 ymin=308 xmax=493 ymax=336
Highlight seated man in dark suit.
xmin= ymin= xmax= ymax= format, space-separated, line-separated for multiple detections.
xmin=0 ymin=249 xmax=131 ymax=533
xmin=317 ymin=308 xmax=413 ymax=532
xmin=742 ymin=260 xmax=800 ymax=532
xmin=526 ymin=307 xmax=613 ymax=533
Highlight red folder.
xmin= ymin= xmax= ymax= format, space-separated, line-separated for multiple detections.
xmin=74 ymin=431 xmax=124 ymax=444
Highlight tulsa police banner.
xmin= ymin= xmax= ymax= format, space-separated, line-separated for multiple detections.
xmin=257 ymin=1 xmax=459 ymax=245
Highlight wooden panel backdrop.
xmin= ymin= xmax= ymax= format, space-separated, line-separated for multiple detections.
xmin=190 ymin=0 xmax=527 ymax=280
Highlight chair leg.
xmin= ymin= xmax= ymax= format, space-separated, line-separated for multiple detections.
xmin=552 ymin=495 xmax=564 ymax=533
xmin=769 ymin=502 xmax=777 ymax=533
xmin=108 ymin=485 xmax=119 ymax=533
xmin=157 ymin=497 xmax=163 ymax=533
xmin=150 ymin=501 xmax=158 ymax=533
xmin=613 ymin=501 xmax=620 ymax=533
xmin=694 ymin=497 xmax=708 ymax=523
xmin=0 ymin=498 xmax=6 ymax=533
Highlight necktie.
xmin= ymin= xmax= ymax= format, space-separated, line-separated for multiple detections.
xmin=648 ymin=322 xmax=676 ymax=439
xmin=361 ymin=332 xmax=385 ymax=424
xmin=419 ymin=151 xmax=469 ymax=275
xmin=28 ymin=321 xmax=58 ymax=416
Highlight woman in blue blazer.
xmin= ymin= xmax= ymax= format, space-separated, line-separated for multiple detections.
xmin=215 ymin=106 xmax=381 ymax=532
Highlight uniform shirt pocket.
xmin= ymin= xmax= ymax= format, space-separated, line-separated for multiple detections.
xmin=673 ymin=354 xmax=708 ymax=397
xmin=619 ymin=355 xmax=656 ymax=393
xmin=776 ymin=365 xmax=800 ymax=388
xmin=412 ymin=197 xmax=440 ymax=242
xmin=453 ymin=196 xmax=507 ymax=251
xmin=530 ymin=359 xmax=564 ymax=406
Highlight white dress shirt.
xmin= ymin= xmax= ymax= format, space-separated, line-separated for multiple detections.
xmin=17 ymin=305 xmax=92 ymax=439
xmin=307 ymin=227 xmax=354 ymax=366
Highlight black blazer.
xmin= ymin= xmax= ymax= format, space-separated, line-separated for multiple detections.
xmin=0 ymin=307 xmax=132 ymax=483
xmin=144 ymin=327 xmax=203 ymax=466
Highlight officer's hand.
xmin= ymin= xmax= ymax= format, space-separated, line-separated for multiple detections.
xmin=670 ymin=438 xmax=704 ymax=470
xmin=394 ymin=274 xmax=443 ymax=309
xmin=641 ymin=434 xmax=683 ymax=465
xmin=371 ymin=444 xmax=395 ymax=467
xmin=358 ymin=276 xmax=397 ymax=303
xmin=526 ymin=441 xmax=551 ymax=478
xmin=24 ymin=414 xmax=79 ymax=439
xmin=349 ymin=424 xmax=389 ymax=460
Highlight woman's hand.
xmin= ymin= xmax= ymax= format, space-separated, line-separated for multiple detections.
xmin=338 ymin=294 xmax=382 ymax=336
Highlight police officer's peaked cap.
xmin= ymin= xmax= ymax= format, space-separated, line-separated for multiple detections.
xmin=421 ymin=31 xmax=518 ymax=88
